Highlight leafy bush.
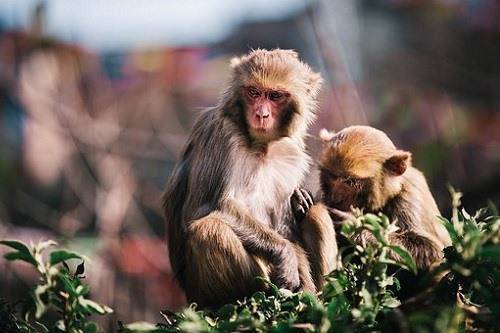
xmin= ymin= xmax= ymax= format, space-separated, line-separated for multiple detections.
xmin=1 ymin=189 xmax=499 ymax=332
xmin=0 ymin=240 xmax=112 ymax=332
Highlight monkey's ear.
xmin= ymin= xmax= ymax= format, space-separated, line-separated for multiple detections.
xmin=384 ymin=151 xmax=411 ymax=176
xmin=283 ymin=49 xmax=299 ymax=59
xmin=319 ymin=128 xmax=335 ymax=142
xmin=230 ymin=56 xmax=243 ymax=69
xmin=307 ymin=72 xmax=323 ymax=96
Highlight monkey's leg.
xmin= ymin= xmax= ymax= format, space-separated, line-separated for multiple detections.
xmin=300 ymin=203 xmax=338 ymax=290
xmin=388 ymin=231 xmax=444 ymax=270
xmin=185 ymin=213 xmax=268 ymax=309
xmin=292 ymin=243 xmax=316 ymax=293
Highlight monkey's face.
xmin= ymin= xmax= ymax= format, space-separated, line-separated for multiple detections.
xmin=226 ymin=49 xmax=323 ymax=143
xmin=319 ymin=126 xmax=412 ymax=212
xmin=319 ymin=168 xmax=371 ymax=211
xmin=243 ymin=85 xmax=292 ymax=141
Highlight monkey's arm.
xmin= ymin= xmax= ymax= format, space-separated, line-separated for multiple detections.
xmin=350 ymin=199 xmax=443 ymax=270
xmin=221 ymin=199 xmax=301 ymax=291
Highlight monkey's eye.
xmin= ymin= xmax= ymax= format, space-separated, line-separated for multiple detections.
xmin=247 ymin=87 xmax=261 ymax=99
xmin=268 ymin=91 xmax=284 ymax=101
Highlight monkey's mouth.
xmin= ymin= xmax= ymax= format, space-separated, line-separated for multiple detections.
xmin=249 ymin=115 xmax=274 ymax=132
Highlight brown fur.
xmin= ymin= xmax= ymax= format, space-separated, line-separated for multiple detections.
xmin=319 ymin=126 xmax=450 ymax=270
xmin=163 ymin=49 xmax=336 ymax=309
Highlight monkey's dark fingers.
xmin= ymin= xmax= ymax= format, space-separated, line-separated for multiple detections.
xmin=291 ymin=189 xmax=310 ymax=223
xmin=294 ymin=188 xmax=309 ymax=209
xmin=300 ymin=188 xmax=314 ymax=208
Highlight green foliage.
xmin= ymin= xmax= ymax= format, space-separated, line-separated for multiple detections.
xmin=0 ymin=240 xmax=112 ymax=333
xmin=2 ymin=189 xmax=499 ymax=332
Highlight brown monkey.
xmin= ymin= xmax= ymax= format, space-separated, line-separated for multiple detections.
xmin=317 ymin=126 xmax=450 ymax=270
xmin=163 ymin=49 xmax=337 ymax=309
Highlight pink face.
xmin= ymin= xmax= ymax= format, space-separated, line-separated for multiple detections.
xmin=243 ymin=86 xmax=291 ymax=135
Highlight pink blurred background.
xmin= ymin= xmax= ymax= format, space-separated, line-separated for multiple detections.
xmin=0 ymin=0 xmax=498 ymax=330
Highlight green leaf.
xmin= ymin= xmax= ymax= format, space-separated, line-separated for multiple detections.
xmin=58 ymin=273 xmax=78 ymax=297
xmin=0 ymin=240 xmax=32 ymax=254
xmin=382 ymin=296 xmax=401 ymax=308
xmin=79 ymin=298 xmax=113 ymax=314
xmin=49 ymin=250 xmax=82 ymax=265
xmin=122 ymin=322 xmax=158 ymax=331
xmin=438 ymin=216 xmax=460 ymax=244
xmin=477 ymin=245 xmax=500 ymax=263
xmin=389 ymin=245 xmax=417 ymax=274
xmin=0 ymin=240 xmax=37 ymax=266
xmin=487 ymin=200 xmax=498 ymax=217
xmin=83 ymin=322 xmax=98 ymax=333
xmin=217 ymin=304 xmax=237 ymax=319
xmin=34 ymin=284 xmax=50 ymax=318
xmin=4 ymin=251 xmax=38 ymax=267
xmin=35 ymin=240 xmax=57 ymax=253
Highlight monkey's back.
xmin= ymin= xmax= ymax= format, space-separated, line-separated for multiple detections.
xmin=402 ymin=167 xmax=450 ymax=248
xmin=163 ymin=108 xmax=234 ymax=282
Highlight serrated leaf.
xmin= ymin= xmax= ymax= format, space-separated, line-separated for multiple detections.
xmin=49 ymin=250 xmax=82 ymax=265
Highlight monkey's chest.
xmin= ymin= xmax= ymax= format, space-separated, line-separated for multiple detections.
xmin=227 ymin=139 xmax=310 ymax=226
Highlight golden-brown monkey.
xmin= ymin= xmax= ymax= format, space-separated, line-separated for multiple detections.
xmin=318 ymin=126 xmax=450 ymax=270
xmin=163 ymin=49 xmax=337 ymax=309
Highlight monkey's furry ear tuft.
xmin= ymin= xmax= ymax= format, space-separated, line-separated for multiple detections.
xmin=283 ymin=49 xmax=299 ymax=59
xmin=319 ymin=128 xmax=336 ymax=142
xmin=384 ymin=150 xmax=411 ymax=176
xmin=230 ymin=56 xmax=243 ymax=69
xmin=307 ymin=72 xmax=323 ymax=96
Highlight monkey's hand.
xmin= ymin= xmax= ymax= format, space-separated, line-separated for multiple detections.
xmin=274 ymin=241 xmax=301 ymax=291
xmin=291 ymin=188 xmax=314 ymax=223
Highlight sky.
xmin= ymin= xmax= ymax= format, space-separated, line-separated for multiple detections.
xmin=0 ymin=0 xmax=309 ymax=51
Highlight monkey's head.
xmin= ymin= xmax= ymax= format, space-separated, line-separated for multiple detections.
xmin=223 ymin=49 xmax=322 ymax=144
xmin=318 ymin=126 xmax=411 ymax=212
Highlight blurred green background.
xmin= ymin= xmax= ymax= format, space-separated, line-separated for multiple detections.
xmin=0 ymin=0 xmax=498 ymax=330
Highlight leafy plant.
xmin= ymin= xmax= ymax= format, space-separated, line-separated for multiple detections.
xmin=2 ymin=189 xmax=499 ymax=333
xmin=119 ymin=211 xmax=420 ymax=333
xmin=0 ymin=240 xmax=112 ymax=333
xmin=406 ymin=188 xmax=500 ymax=332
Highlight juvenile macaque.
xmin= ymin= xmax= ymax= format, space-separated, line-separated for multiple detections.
xmin=163 ymin=49 xmax=337 ymax=309
xmin=318 ymin=126 xmax=450 ymax=270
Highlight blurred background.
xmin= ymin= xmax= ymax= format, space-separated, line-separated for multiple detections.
xmin=0 ymin=0 xmax=498 ymax=329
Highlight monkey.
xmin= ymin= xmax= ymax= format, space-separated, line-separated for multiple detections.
xmin=316 ymin=126 xmax=451 ymax=271
xmin=162 ymin=49 xmax=337 ymax=309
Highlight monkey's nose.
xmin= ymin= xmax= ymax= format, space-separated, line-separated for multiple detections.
xmin=257 ymin=109 xmax=270 ymax=118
